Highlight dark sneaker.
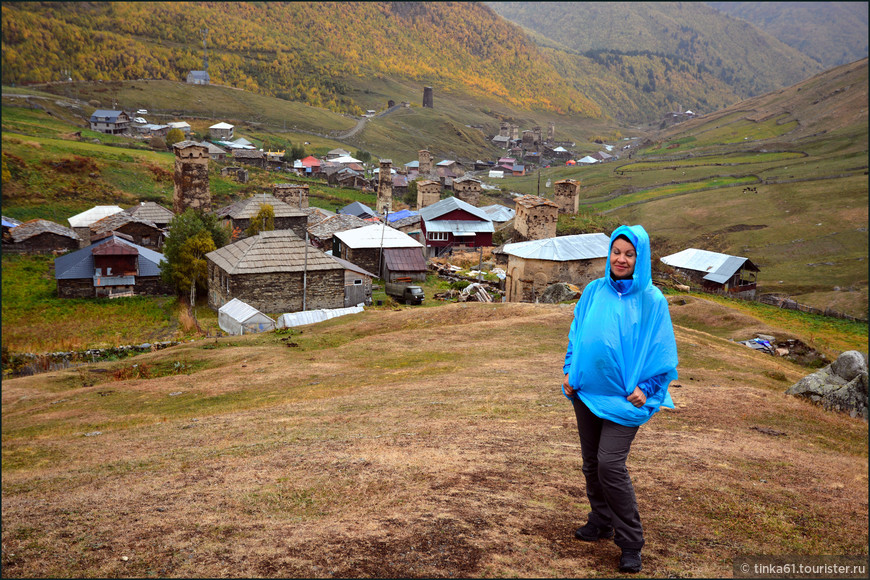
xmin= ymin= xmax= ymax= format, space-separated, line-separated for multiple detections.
xmin=618 ymin=549 xmax=642 ymax=573
xmin=574 ymin=521 xmax=615 ymax=541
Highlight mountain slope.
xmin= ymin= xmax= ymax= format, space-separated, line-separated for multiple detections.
xmin=707 ymin=2 xmax=869 ymax=69
xmin=488 ymin=2 xmax=823 ymax=101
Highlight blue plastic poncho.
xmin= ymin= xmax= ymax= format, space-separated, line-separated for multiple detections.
xmin=562 ymin=225 xmax=678 ymax=426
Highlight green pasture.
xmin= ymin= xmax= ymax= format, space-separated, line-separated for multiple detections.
xmin=619 ymin=151 xmax=805 ymax=172
xmin=590 ymin=176 xmax=757 ymax=212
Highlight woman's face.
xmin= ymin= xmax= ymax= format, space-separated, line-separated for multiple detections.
xmin=610 ymin=237 xmax=637 ymax=280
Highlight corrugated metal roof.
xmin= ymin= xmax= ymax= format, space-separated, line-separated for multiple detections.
xmin=206 ymin=230 xmax=343 ymax=275
xmin=68 ymin=206 xmax=124 ymax=228
xmin=479 ymin=205 xmax=515 ymax=222
xmin=218 ymin=298 xmax=272 ymax=324
xmin=503 ymin=233 xmax=611 ymax=261
xmin=10 ymin=219 xmax=79 ymax=242
xmin=424 ymin=220 xmax=494 ymax=234
xmin=384 ymin=247 xmax=427 ymax=272
xmin=333 ymin=224 xmax=423 ymax=249
xmin=660 ymin=248 xmax=753 ymax=283
xmin=418 ymin=196 xmax=492 ymax=222
xmin=338 ymin=201 xmax=377 ymax=218
xmin=55 ymin=235 xmax=165 ymax=280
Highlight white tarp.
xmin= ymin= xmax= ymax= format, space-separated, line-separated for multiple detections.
xmin=276 ymin=304 xmax=365 ymax=329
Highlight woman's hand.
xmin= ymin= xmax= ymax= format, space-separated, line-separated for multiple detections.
xmin=627 ymin=386 xmax=647 ymax=407
xmin=563 ymin=373 xmax=574 ymax=396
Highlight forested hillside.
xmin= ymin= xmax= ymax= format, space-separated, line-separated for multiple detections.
xmin=707 ymin=2 xmax=869 ymax=69
xmin=488 ymin=2 xmax=824 ymax=111
xmin=0 ymin=2 xmax=600 ymax=118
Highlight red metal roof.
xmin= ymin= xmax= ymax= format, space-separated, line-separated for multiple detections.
xmin=384 ymin=247 xmax=427 ymax=273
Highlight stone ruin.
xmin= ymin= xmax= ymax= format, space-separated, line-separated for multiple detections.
xmin=786 ymin=350 xmax=868 ymax=420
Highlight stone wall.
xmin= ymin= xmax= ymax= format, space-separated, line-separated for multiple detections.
xmin=417 ymin=181 xmax=441 ymax=209
xmin=57 ymin=276 xmax=171 ymax=299
xmin=506 ymin=255 xmax=605 ymax=302
xmin=208 ymin=266 xmax=344 ymax=314
xmin=272 ymin=184 xmax=310 ymax=209
xmin=377 ymin=160 xmax=393 ymax=214
xmin=454 ymin=180 xmax=481 ymax=207
xmin=174 ymin=145 xmax=211 ymax=214
xmin=3 ymin=233 xmax=79 ymax=255
xmin=418 ymin=150 xmax=432 ymax=175
xmin=553 ymin=179 xmax=580 ymax=214
xmin=514 ymin=196 xmax=558 ymax=241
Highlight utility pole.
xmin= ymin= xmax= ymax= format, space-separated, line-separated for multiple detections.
xmin=303 ymin=230 xmax=309 ymax=311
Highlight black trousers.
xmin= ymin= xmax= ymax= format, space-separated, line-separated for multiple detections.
xmin=572 ymin=397 xmax=645 ymax=550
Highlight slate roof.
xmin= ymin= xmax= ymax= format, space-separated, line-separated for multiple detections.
xmin=418 ymin=196 xmax=491 ymax=222
xmin=68 ymin=206 xmax=124 ymax=228
xmin=333 ymin=224 xmax=423 ymax=249
xmin=503 ymin=233 xmax=611 ymax=261
xmin=172 ymin=140 xmax=205 ymax=150
xmin=215 ymin=194 xmax=305 ymax=219
xmin=390 ymin=214 xmax=421 ymax=229
xmin=55 ymin=235 xmax=165 ymax=280
xmin=125 ymin=202 xmax=175 ymax=225
xmin=303 ymin=206 xmax=335 ymax=227
xmin=338 ymin=201 xmax=378 ymax=219
xmin=514 ymin=195 xmax=559 ymax=210
xmin=660 ymin=248 xmax=759 ymax=284
xmin=10 ymin=219 xmax=80 ymax=243
xmin=206 ymin=230 xmax=343 ymax=275
xmin=232 ymin=149 xmax=265 ymax=159
xmin=307 ymin=214 xmax=369 ymax=240
xmin=90 ymin=212 xmax=160 ymax=235
xmin=2 ymin=216 xmax=22 ymax=228
xmin=383 ymin=247 xmax=427 ymax=273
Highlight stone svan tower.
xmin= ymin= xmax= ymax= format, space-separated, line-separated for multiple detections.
xmin=173 ymin=141 xmax=210 ymax=214
xmin=418 ymin=149 xmax=432 ymax=175
xmin=377 ymin=159 xmax=393 ymax=215
xmin=513 ymin=195 xmax=559 ymax=241
xmin=423 ymin=86 xmax=434 ymax=108
xmin=553 ymin=179 xmax=580 ymax=214
xmin=272 ymin=183 xmax=310 ymax=209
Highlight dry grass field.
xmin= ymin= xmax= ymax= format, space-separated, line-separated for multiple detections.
xmin=2 ymin=301 xmax=867 ymax=578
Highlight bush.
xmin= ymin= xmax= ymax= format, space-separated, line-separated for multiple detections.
xmin=149 ymin=136 xmax=166 ymax=150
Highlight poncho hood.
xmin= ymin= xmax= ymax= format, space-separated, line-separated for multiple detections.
xmin=563 ymin=224 xmax=678 ymax=426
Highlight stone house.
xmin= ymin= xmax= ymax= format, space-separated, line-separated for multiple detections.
xmin=4 ymin=219 xmax=80 ymax=254
xmin=187 ymin=70 xmax=210 ymax=85
xmin=89 ymin=110 xmax=130 ymax=134
xmin=231 ymin=149 xmax=266 ymax=169
xmin=124 ymin=201 xmax=175 ymax=230
xmin=419 ymin=196 xmax=494 ymax=258
xmin=503 ymin=233 xmax=610 ymax=302
xmin=416 ymin=179 xmax=442 ymax=209
xmin=307 ymin=214 xmax=369 ymax=250
xmin=215 ymin=194 xmax=307 ymax=240
xmin=209 ymin=122 xmax=234 ymax=140
xmin=199 ymin=141 xmax=227 ymax=161
xmin=326 ymin=148 xmax=351 ymax=160
xmin=167 ymin=121 xmax=191 ymax=135
xmin=67 ymin=205 xmax=125 ymax=247
xmin=89 ymin=212 xmax=165 ymax=250
xmin=54 ymin=234 xmax=171 ymax=299
xmin=330 ymin=255 xmax=376 ymax=307
xmin=332 ymin=223 xmax=424 ymax=279
xmin=479 ymin=204 xmax=515 ymax=230
xmin=514 ymin=195 xmax=559 ymax=241
xmin=452 ymin=177 xmax=482 ymax=207
xmin=220 ymin=166 xmax=248 ymax=183
xmin=661 ymin=248 xmax=760 ymax=299
xmin=272 ymin=183 xmax=310 ymax=209
xmin=435 ymin=160 xmax=463 ymax=179
xmin=338 ymin=202 xmax=378 ymax=220
xmin=206 ymin=230 xmax=345 ymax=314
xmin=553 ymin=179 xmax=581 ymax=214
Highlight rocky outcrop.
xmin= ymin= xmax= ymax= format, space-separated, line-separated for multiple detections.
xmin=786 ymin=351 xmax=868 ymax=420
xmin=539 ymin=283 xmax=581 ymax=304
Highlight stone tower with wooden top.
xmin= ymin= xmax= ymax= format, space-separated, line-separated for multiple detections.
xmin=418 ymin=149 xmax=432 ymax=175
xmin=553 ymin=179 xmax=580 ymax=214
xmin=173 ymin=141 xmax=210 ymax=214
xmin=377 ymin=159 xmax=393 ymax=215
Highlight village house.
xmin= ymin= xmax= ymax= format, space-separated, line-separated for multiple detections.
xmin=298 ymin=155 xmax=322 ymax=177
xmin=661 ymin=248 xmax=760 ymax=299
xmin=89 ymin=110 xmax=130 ymax=135
xmin=307 ymin=213 xmax=370 ymax=250
xmin=68 ymin=205 xmax=124 ymax=247
xmin=416 ymin=179 xmax=442 ymax=209
xmin=167 ymin=121 xmax=191 ymax=135
xmin=187 ymin=70 xmax=210 ymax=85
xmin=124 ymin=202 xmax=176 ymax=230
xmin=303 ymin=206 xmax=335 ymax=228
xmin=419 ymin=196 xmax=494 ymax=258
xmin=338 ymin=202 xmax=379 ymax=220
xmin=392 ymin=173 xmax=409 ymax=198
xmin=198 ymin=141 xmax=227 ymax=161
xmin=209 ymin=122 xmax=234 ymax=140
xmin=2 ymin=216 xmax=22 ymax=241
xmin=452 ymin=176 xmax=482 ymax=207
xmin=231 ymin=148 xmax=266 ymax=169
xmin=206 ymin=230 xmax=345 ymax=314
xmin=89 ymin=212 xmax=165 ymax=250
xmin=502 ymin=233 xmax=610 ymax=303
xmin=435 ymin=159 xmax=463 ymax=179
xmin=215 ymin=193 xmax=307 ymax=240
xmin=513 ymin=195 xmax=559 ymax=241
xmin=387 ymin=210 xmax=423 ymax=242
xmin=326 ymin=148 xmax=351 ymax=160
xmin=404 ymin=160 xmax=420 ymax=177
xmin=479 ymin=204 xmax=516 ymax=229
xmin=272 ymin=183 xmax=310 ymax=209
xmin=330 ymin=255 xmax=376 ymax=307
xmin=332 ymin=223 xmax=424 ymax=279
xmin=54 ymin=234 xmax=171 ymax=299
xmin=4 ymin=219 xmax=80 ymax=254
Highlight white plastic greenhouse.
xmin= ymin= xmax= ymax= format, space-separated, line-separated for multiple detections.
xmin=218 ymin=298 xmax=275 ymax=336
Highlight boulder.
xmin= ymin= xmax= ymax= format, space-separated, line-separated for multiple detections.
xmin=539 ymin=283 xmax=581 ymax=304
xmin=786 ymin=350 xmax=868 ymax=420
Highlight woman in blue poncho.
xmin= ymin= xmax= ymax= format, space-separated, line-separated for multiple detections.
xmin=562 ymin=224 xmax=678 ymax=574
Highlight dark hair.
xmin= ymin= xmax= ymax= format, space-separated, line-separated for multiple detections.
xmin=613 ymin=233 xmax=634 ymax=248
